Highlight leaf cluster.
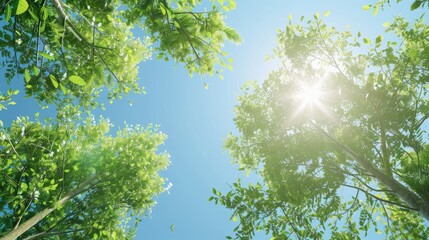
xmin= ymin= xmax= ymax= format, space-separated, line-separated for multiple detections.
xmin=0 ymin=115 xmax=169 ymax=239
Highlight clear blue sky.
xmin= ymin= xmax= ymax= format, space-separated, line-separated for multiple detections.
xmin=1 ymin=1 xmax=426 ymax=239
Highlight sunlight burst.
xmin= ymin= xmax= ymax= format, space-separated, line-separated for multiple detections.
xmin=296 ymin=83 xmax=323 ymax=108
xmin=298 ymin=84 xmax=322 ymax=106
xmin=288 ymin=81 xmax=331 ymax=121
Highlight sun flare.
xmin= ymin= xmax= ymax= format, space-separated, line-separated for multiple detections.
xmin=296 ymin=83 xmax=323 ymax=107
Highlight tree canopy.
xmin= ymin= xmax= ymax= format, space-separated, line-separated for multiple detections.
xmin=212 ymin=8 xmax=429 ymax=240
xmin=0 ymin=113 xmax=169 ymax=239
xmin=0 ymin=0 xmax=240 ymax=107
xmin=1 ymin=0 xmax=240 ymax=239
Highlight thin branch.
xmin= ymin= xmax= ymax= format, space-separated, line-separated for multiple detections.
xmin=341 ymin=183 xmax=416 ymax=211
xmin=23 ymin=228 xmax=88 ymax=240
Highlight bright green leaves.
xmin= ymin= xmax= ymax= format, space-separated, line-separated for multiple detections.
xmin=24 ymin=69 xmax=30 ymax=83
xmin=410 ymin=0 xmax=423 ymax=10
xmin=323 ymin=10 xmax=331 ymax=17
xmin=218 ymin=0 xmax=236 ymax=11
xmin=0 ymin=89 xmax=20 ymax=111
xmin=126 ymin=0 xmax=239 ymax=79
xmin=2 ymin=0 xmax=29 ymax=21
xmin=68 ymin=75 xmax=86 ymax=86
xmin=363 ymin=37 xmax=371 ymax=45
xmin=364 ymin=0 xmax=428 ymax=12
xmin=50 ymin=75 xmax=58 ymax=88
xmin=0 ymin=116 xmax=170 ymax=239
xmin=217 ymin=9 xmax=429 ymax=240
xmin=375 ymin=35 xmax=383 ymax=47
xmin=5 ymin=4 xmax=12 ymax=22
xmin=362 ymin=3 xmax=380 ymax=15
xmin=1 ymin=0 xmax=239 ymax=109
xmin=39 ymin=52 xmax=54 ymax=60
xmin=362 ymin=5 xmax=371 ymax=10
xmin=223 ymin=26 xmax=242 ymax=44
xmin=16 ymin=0 xmax=29 ymax=15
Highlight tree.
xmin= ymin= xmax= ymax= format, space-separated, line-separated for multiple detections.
xmin=0 ymin=0 xmax=239 ymax=238
xmin=0 ymin=0 xmax=240 ymax=108
xmin=0 ymin=110 xmax=170 ymax=239
xmin=211 ymin=10 xmax=429 ymax=240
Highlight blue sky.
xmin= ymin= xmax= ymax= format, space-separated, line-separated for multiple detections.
xmin=1 ymin=1 xmax=426 ymax=239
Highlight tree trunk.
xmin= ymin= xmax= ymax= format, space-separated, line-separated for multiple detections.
xmin=0 ymin=176 xmax=97 ymax=240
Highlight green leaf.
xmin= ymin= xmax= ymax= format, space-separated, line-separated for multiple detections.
xmin=50 ymin=75 xmax=58 ymax=88
xmin=5 ymin=4 xmax=11 ymax=22
xmin=69 ymin=75 xmax=86 ymax=86
xmin=16 ymin=0 xmax=29 ymax=15
xmin=223 ymin=27 xmax=242 ymax=43
xmin=24 ymin=69 xmax=30 ymax=83
xmin=375 ymin=35 xmax=383 ymax=46
xmin=323 ymin=11 xmax=330 ymax=17
xmin=21 ymin=182 xmax=28 ymax=191
xmin=40 ymin=52 xmax=54 ymax=60
xmin=314 ymin=12 xmax=319 ymax=19
xmin=410 ymin=1 xmax=422 ymax=10
xmin=362 ymin=5 xmax=371 ymax=10
xmin=41 ymin=7 xmax=48 ymax=21
xmin=372 ymin=5 xmax=379 ymax=15
xmin=174 ymin=21 xmax=180 ymax=29
xmin=160 ymin=5 xmax=166 ymax=15
xmin=409 ymin=49 xmax=417 ymax=60
xmin=363 ymin=38 xmax=371 ymax=45
xmin=32 ymin=66 xmax=40 ymax=76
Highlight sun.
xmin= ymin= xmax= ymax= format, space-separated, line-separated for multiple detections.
xmin=289 ymin=80 xmax=331 ymax=121
xmin=296 ymin=82 xmax=323 ymax=108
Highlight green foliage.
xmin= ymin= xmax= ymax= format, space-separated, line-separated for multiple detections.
xmin=213 ymin=9 xmax=429 ymax=240
xmin=0 ymin=115 xmax=169 ymax=239
xmin=0 ymin=89 xmax=19 ymax=111
xmin=363 ymin=0 xmax=429 ymax=13
xmin=0 ymin=0 xmax=239 ymax=108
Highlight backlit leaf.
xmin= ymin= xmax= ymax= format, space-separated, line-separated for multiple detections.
xmin=24 ymin=69 xmax=30 ymax=83
xmin=362 ymin=5 xmax=371 ymax=10
xmin=40 ymin=52 xmax=54 ymax=60
xmin=16 ymin=0 xmax=29 ymax=15
xmin=50 ymin=75 xmax=59 ymax=88
xmin=69 ymin=75 xmax=86 ymax=86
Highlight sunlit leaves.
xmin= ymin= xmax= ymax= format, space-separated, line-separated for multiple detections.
xmin=0 ymin=89 xmax=20 ymax=111
xmin=0 ymin=0 xmax=239 ymax=109
xmin=5 ymin=4 xmax=11 ymax=22
xmin=16 ymin=0 xmax=29 ymax=15
xmin=216 ymin=9 xmax=429 ymax=240
xmin=39 ymin=52 xmax=54 ymax=60
xmin=363 ymin=37 xmax=371 ymax=44
xmin=0 ymin=115 xmax=170 ymax=239
xmin=68 ymin=75 xmax=86 ymax=86
xmin=24 ymin=69 xmax=30 ymax=82
xmin=375 ymin=35 xmax=383 ymax=47
xmin=50 ymin=75 xmax=59 ymax=88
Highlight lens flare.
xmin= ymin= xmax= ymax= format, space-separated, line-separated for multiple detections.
xmin=296 ymin=82 xmax=323 ymax=109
